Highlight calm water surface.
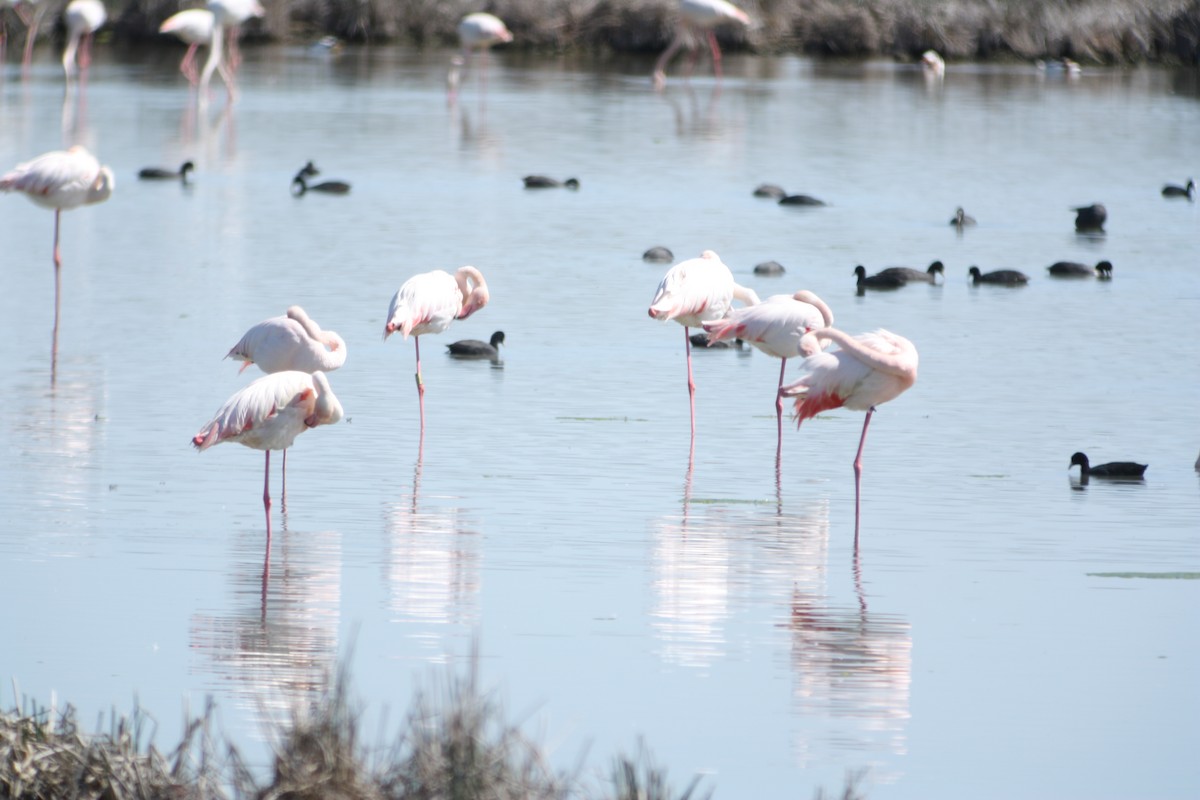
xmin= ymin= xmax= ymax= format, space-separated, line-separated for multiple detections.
xmin=1 ymin=46 xmax=1198 ymax=799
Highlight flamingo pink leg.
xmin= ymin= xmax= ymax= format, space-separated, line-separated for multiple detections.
xmin=775 ymin=357 xmax=788 ymax=451
xmin=683 ymin=326 xmax=696 ymax=439
xmin=414 ymin=335 xmax=426 ymax=433
xmin=51 ymin=209 xmax=63 ymax=381
xmin=281 ymin=447 xmax=287 ymax=501
xmin=853 ymin=406 xmax=876 ymax=532
xmin=262 ymin=449 xmax=272 ymax=540
xmin=707 ymin=31 xmax=723 ymax=79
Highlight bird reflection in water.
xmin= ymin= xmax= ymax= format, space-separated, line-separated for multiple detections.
xmin=190 ymin=522 xmax=342 ymax=725
xmin=383 ymin=448 xmax=481 ymax=662
xmin=664 ymin=84 xmax=726 ymax=140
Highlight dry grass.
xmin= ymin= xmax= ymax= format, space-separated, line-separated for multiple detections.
xmin=55 ymin=0 xmax=1200 ymax=64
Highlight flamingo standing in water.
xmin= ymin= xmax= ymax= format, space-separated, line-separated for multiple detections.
xmin=448 ymin=12 xmax=512 ymax=102
xmin=648 ymin=250 xmax=760 ymax=439
xmin=198 ymin=0 xmax=264 ymax=102
xmin=782 ymin=327 xmax=918 ymax=534
xmin=702 ymin=290 xmax=834 ymax=451
xmin=193 ymin=370 xmax=343 ymax=543
xmin=653 ymin=0 xmax=751 ymax=90
xmin=158 ymin=8 xmax=214 ymax=85
xmin=1 ymin=145 xmax=114 ymax=380
xmin=226 ymin=306 xmax=347 ymax=492
xmin=62 ymin=0 xmax=105 ymax=84
xmin=14 ymin=0 xmax=49 ymax=71
xmin=384 ymin=266 xmax=490 ymax=437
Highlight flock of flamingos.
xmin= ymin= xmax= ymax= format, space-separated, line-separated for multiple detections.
xmin=2 ymin=0 xmax=1184 ymax=542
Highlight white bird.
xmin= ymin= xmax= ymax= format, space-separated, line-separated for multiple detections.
xmin=1 ymin=145 xmax=114 ymax=379
xmin=159 ymin=8 xmax=214 ymax=85
xmin=62 ymin=0 xmax=106 ymax=83
xmin=648 ymin=249 xmax=760 ymax=439
xmin=449 ymin=12 xmax=512 ymax=102
xmin=193 ymin=370 xmax=343 ymax=541
xmin=703 ymin=290 xmax=834 ymax=452
xmin=384 ymin=266 xmax=490 ymax=436
xmin=653 ymin=0 xmax=750 ymax=90
xmin=198 ymin=0 xmax=264 ymax=101
xmin=921 ymin=49 xmax=945 ymax=78
xmin=782 ymin=328 xmax=918 ymax=534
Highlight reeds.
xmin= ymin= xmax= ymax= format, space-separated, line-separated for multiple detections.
xmin=97 ymin=0 xmax=1200 ymax=64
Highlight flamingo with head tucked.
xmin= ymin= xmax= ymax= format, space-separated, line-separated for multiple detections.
xmin=384 ymin=266 xmax=490 ymax=436
xmin=193 ymin=370 xmax=344 ymax=542
xmin=653 ymin=0 xmax=750 ymax=90
xmin=703 ymin=290 xmax=834 ymax=451
xmin=649 ymin=249 xmax=760 ymax=439
xmin=1 ymin=145 xmax=114 ymax=380
xmin=782 ymin=327 xmax=918 ymax=534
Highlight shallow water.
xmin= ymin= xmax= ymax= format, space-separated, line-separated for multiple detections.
xmin=2 ymin=46 xmax=1199 ymax=799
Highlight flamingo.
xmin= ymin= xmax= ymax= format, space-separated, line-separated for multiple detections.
xmin=15 ymin=0 xmax=49 ymax=71
xmin=1069 ymin=452 xmax=1147 ymax=479
xmin=192 ymin=370 xmax=344 ymax=541
xmin=782 ymin=327 xmax=918 ymax=533
xmin=653 ymin=0 xmax=751 ymax=90
xmin=225 ymin=305 xmax=346 ymax=493
xmin=968 ymin=266 xmax=1029 ymax=285
xmin=648 ymin=249 xmax=761 ymax=439
xmin=703 ymin=290 xmax=834 ymax=452
xmin=446 ymin=330 xmax=505 ymax=360
xmin=198 ymin=0 xmax=264 ymax=102
xmin=384 ymin=266 xmax=490 ymax=436
xmin=448 ymin=12 xmax=512 ymax=102
xmin=1 ymin=146 xmax=114 ymax=379
xmin=158 ymin=8 xmax=214 ymax=85
xmin=62 ymin=0 xmax=105 ymax=83
xmin=921 ymin=49 xmax=945 ymax=78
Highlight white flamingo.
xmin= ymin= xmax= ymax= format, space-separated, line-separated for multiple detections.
xmin=193 ymin=370 xmax=344 ymax=541
xmin=702 ymin=290 xmax=834 ymax=451
xmin=384 ymin=266 xmax=490 ymax=436
xmin=648 ymin=249 xmax=760 ymax=439
xmin=62 ymin=0 xmax=106 ymax=83
xmin=782 ymin=328 xmax=918 ymax=534
xmin=1 ymin=145 xmax=114 ymax=379
xmin=159 ymin=8 xmax=214 ymax=85
xmin=198 ymin=0 xmax=264 ymax=102
xmin=448 ymin=12 xmax=512 ymax=102
xmin=653 ymin=0 xmax=750 ymax=90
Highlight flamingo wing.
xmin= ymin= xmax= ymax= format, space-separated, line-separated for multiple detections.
xmin=193 ymin=371 xmax=319 ymax=451
xmin=159 ymin=9 xmax=215 ymax=43
xmin=648 ymin=254 xmax=735 ymax=327
xmin=385 ymin=270 xmax=463 ymax=339
xmin=703 ymin=294 xmax=825 ymax=358
xmin=1 ymin=147 xmax=105 ymax=209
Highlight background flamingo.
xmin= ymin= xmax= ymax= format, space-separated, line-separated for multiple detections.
xmin=703 ymin=290 xmax=834 ymax=452
xmin=62 ymin=0 xmax=105 ymax=84
xmin=1 ymin=145 xmax=114 ymax=380
xmin=653 ymin=0 xmax=751 ymax=90
xmin=199 ymin=0 xmax=264 ymax=102
xmin=15 ymin=0 xmax=48 ymax=71
xmin=193 ymin=370 xmax=343 ymax=543
xmin=782 ymin=327 xmax=918 ymax=535
xmin=449 ymin=12 xmax=512 ymax=102
xmin=648 ymin=249 xmax=760 ymax=439
xmin=384 ymin=266 xmax=490 ymax=437
xmin=159 ymin=8 xmax=214 ymax=85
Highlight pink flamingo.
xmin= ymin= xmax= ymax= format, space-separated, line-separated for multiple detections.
xmin=653 ymin=0 xmax=751 ymax=90
xmin=782 ymin=327 xmax=918 ymax=534
xmin=62 ymin=0 xmax=105 ymax=84
xmin=702 ymin=290 xmax=834 ymax=451
xmin=193 ymin=370 xmax=343 ymax=542
xmin=198 ymin=0 xmax=264 ymax=102
xmin=15 ymin=0 xmax=49 ymax=72
xmin=648 ymin=249 xmax=760 ymax=439
xmin=384 ymin=266 xmax=490 ymax=436
xmin=226 ymin=305 xmax=347 ymax=491
xmin=158 ymin=8 xmax=214 ymax=85
xmin=1 ymin=145 xmax=114 ymax=380
xmin=448 ymin=12 xmax=512 ymax=102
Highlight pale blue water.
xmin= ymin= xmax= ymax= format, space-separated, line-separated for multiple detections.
xmin=1 ymin=46 xmax=1198 ymax=799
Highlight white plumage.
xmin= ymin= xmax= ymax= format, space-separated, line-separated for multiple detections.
xmin=227 ymin=306 xmax=347 ymax=374
xmin=193 ymin=370 xmax=344 ymax=454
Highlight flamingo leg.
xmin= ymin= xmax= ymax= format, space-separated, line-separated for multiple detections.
xmin=263 ymin=449 xmax=272 ymax=540
xmin=653 ymin=36 xmax=685 ymax=88
xmin=22 ymin=3 xmax=45 ymax=72
xmin=414 ymin=335 xmax=426 ymax=434
xmin=180 ymin=43 xmax=199 ymax=84
xmin=775 ymin=357 xmax=788 ymax=453
xmin=853 ymin=407 xmax=876 ymax=533
xmin=51 ymin=209 xmax=62 ymax=381
xmin=683 ymin=326 xmax=696 ymax=440
xmin=281 ymin=447 xmax=287 ymax=502
xmin=707 ymin=31 xmax=723 ymax=79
